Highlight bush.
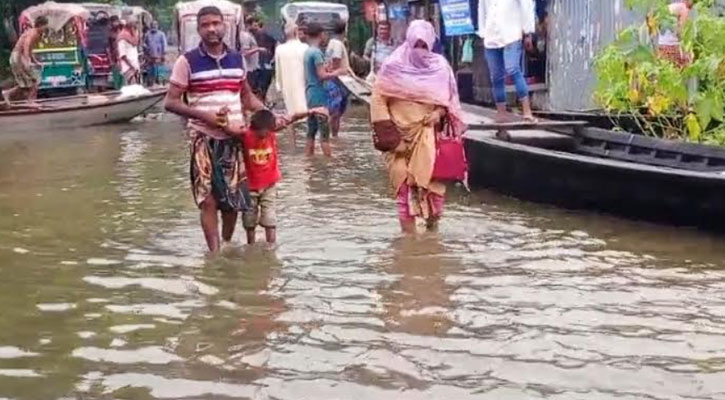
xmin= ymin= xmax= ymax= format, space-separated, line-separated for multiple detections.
xmin=594 ymin=0 xmax=725 ymax=144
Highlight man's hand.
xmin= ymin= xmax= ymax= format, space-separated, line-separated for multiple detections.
xmin=274 ymin=114 xmax=291 ymax=130
xmin=524 ymin=34 xmax=535 ymax=53
xmin=222 ymin=123 xmax=245 ymax=138
xmin=422 ymin=108 xmax=447 ymax=126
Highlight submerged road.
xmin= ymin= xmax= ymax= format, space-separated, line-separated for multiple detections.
xmin=1 ymin=106 xmax=725 ymax=399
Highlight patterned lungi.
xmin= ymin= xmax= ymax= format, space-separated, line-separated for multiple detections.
xmin=189 ymin=131 xmax=250 ymax=212
xmin=10 ymin=51 xmax=40 ymax=89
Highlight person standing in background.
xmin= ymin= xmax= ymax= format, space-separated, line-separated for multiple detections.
xmin=117 ymin=20 xmax=141 ymax=85
xmin=658 ymin=0 xmax=694 ymax=67
xmin=240 ymin=16 xmax=266 ymax=99
xmin=478 ymin=0 xmax=536 ymax=122
xmin=303 ymin=23 xmax=346 ymax=156
xmin=275 ymin=23 xmax=309 ymax=115
xmin=363 ymin=22 xmax=396 ymax=83
xmin=325 ymin=20 xmax=351 ymax=138
xmin=253 ymin=19 xmax=277 ymax=102
xmin=144 ymin=20 xmax=167 ymax=86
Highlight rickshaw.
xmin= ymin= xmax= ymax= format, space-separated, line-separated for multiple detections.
xmin=81 ymin=4 xmax=153 ymax=90
xmin=81 ymin=3 xmax=122 ymax=89
xmin=18 ymin=2 xmax=90 ymax=94
xmin=280 ymin=2 xmax=349 ymax=32
xmin=174 ymin=0 xmax=244 ymax=53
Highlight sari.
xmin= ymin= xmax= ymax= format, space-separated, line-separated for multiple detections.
xmin=371 ymin=20 xmax=465 ymax=221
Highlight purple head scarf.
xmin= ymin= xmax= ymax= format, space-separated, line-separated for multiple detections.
xmin=374 ymin=20 xmax=466 ymax=136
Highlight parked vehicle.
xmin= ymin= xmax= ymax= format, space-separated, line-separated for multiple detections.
xmin=174 ymin=0 xmax=243 ymax=53
xmin=81 ymin=3 xmax=121 ymax=90
xmin=280 ymin=2 xmax=349 ymax=32
xmin=19 ymin=2 xmax=90 ymax=94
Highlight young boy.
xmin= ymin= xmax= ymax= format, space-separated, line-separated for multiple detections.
xmin=241 ymin=108 xmax=328 ymax=244
xmin=303 ymin=22 xmax=346 ymax=156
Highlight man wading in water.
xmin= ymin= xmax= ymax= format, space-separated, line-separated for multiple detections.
xmin=165 ymin=6 xmax=272 ymax=253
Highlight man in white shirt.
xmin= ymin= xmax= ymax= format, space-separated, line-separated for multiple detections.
xmin=118 ymin=21 xmax=141 ymax=85
xmin=274 ymin=23 xmax=309 ymax=116
xmin=478 ymin=0 xmax=536 ymax=121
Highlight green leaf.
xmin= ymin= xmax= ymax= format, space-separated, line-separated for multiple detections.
xmin=685 ymin=113 xmax=702 ymax=141
xmin=697 ymin=96 xmax=714 ymax=130
xmin=712 ymin=93 xmax=724 ymax=122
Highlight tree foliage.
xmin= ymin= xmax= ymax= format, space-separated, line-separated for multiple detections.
xmin=595 ymin=0 xmax=725 ymax=144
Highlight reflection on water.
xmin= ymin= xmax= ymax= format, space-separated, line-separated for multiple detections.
xmin=2 ymin=107 xmax=725 ymax=399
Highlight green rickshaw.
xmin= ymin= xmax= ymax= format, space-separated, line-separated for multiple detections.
xmin=19 ymin=2 xmax=91 ymax=94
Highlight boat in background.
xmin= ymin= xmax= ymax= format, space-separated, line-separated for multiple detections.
xmin=463 ymin=103 xmax=725 ymax=231
xmin=0 ymin=87 xmax=167 ymax=134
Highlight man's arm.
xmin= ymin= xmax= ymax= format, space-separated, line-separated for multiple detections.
xmin=520 ymin=0 xmax=536 ymax=34
xmin=328 ymin=41 xmax=343 ymax=70
xmin=164 ymin=83 xmax=218 ymax=125
xmin=161 ymin=32 xmax=167 ymax=58
xmin=24 ymin=33 xmax=40 ymax=65
xmin=317 ymin=63 xmax=343 ymax=81
xmin=275 ymin=51 xmax=283 ymax=92
xmin=314 ymin=51 xmax=343 ymax=81
xmin=240 ymin=79 xmax=266 ymax=111
xmin=363 ymin=39 xmax=373 ymax=61
xmin=244 ymin=47 xmax=265 ymax=57
xmin=477 ymin=0 xmax=488 ymax=38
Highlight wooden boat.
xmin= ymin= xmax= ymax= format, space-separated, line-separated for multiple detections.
xmin=463 ymin=104 xmax=725 ymax=230
xmin=0 ymin=87 xmax=167 ymax=134
xmin=339 ymin=77 xmax=725 ymax=230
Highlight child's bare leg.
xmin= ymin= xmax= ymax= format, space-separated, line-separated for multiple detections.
xmin=265 ymin=227 xmax=276 ymax=243
xmin=246 ymin=229 xmax=256 ymax=245
xmin=321 ymin=140 xmax=332 ymax=157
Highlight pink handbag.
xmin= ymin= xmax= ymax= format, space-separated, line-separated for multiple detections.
xmin=432 ymin=117 xmax=468 ymax=182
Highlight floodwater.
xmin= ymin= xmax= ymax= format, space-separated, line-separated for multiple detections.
xmin=2 ymin=105 xmax=725 ymax=400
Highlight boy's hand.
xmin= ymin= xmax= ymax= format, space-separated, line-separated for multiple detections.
xmin=309 ymin=107 xmax=329 ymax=119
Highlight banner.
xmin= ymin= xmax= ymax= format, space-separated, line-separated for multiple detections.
xmin=440 ymin=0 xmax=475 ymax=36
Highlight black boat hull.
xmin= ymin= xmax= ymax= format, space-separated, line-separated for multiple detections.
xmin=464 ymin=135 xmax=725 ymax=230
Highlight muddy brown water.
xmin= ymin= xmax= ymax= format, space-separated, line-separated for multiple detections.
xmin=1 ymin=106 xmax=725 ymax=399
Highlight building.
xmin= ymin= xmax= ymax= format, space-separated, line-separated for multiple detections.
xmin=380 ymin=0 xmax=642 ymax=111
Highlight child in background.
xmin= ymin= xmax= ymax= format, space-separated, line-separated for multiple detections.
xmin=303 ymin=22 xmax=346 ymax=156
xmin=241 ymin=108 xmax=328 ymax=244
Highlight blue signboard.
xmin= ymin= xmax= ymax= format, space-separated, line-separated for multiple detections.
xmin=440 ymin=0 xmax=475 ymax=36
xmin=388 ymin=3 xmax=410 ymax=20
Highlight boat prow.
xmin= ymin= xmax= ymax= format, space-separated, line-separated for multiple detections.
xmin=0 ymin=87 xmax=168 ymax=134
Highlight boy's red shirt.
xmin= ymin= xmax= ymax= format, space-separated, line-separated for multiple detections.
xmin=242 ymin=129 xmax=281 ymax=191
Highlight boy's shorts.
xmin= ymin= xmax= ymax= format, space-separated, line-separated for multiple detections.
xmin=307 ymin=114 xmax=331 ymax=140
xmin=243 ymin=185 xmax=277 ymax=229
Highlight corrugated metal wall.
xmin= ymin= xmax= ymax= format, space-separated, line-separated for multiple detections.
xmin=547 ymin=0 xmax=639 ymax=111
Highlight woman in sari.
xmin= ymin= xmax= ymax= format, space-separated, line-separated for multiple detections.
xmin=370 ymin=20 xmax=466 ymax=234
